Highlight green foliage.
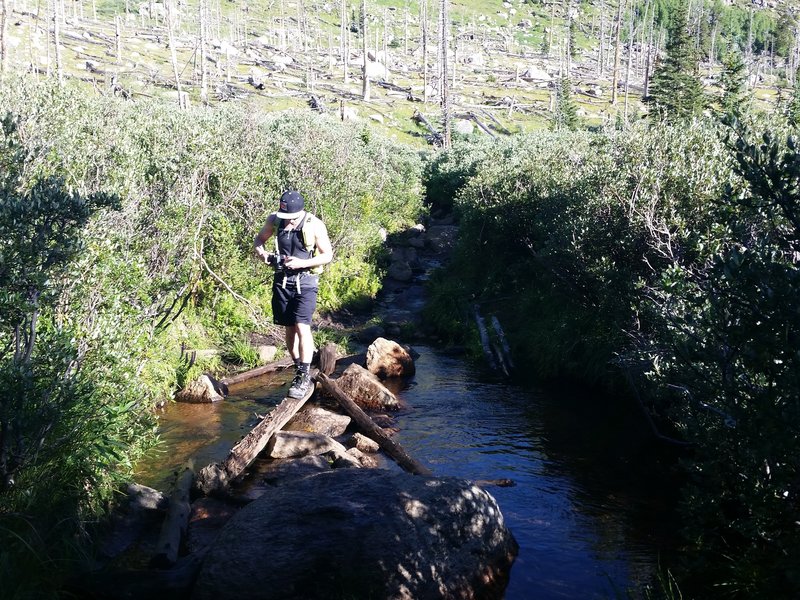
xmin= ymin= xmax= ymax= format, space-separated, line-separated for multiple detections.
xmin=647 ymin=1 xmax=707 ymax=123
xmin=552 ymin=77 xmax=579 ymax=131
xmin=422 ymin=113 xmax=800 ymax=596
xmin=788 ymin=68 xmax=800 ymax=128
xmin=0 ymin=76 xmax=424 ymax=594
xmin=718 ymin=50 xmax=749 ymax=118
xmin=221 ymin=337 xmax=262 ymax=368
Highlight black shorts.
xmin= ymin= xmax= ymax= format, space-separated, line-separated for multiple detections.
xmin=272 ymin=272 xmax=319 ymax=326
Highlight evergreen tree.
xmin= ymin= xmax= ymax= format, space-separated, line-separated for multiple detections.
xmin=553 ymin=76 xmax=578 ymax=131
xmin=789 ymin=67 xmax=800 ymax=128
xmin=719 ymin=49 xmax=748 ymax=117
xmin=646 ymin=0 xmax=706 ymax=123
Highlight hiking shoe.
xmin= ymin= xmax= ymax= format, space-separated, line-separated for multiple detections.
xmin=287 ymin=371 xmax=312 ymax=399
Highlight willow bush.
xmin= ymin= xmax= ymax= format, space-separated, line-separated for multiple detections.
xmin=424 ymin=116 xmax=799 ymax=596
xmin=0 ymin=77 xmax=423 ymax=593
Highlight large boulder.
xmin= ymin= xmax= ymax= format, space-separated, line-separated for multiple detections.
xmin=191 ymin=469 xmax=518 ymax=600
xmin=174 ymin=374 xmax=225 ymax=403
xmin=336 ymin=363 xmax=399 ymax=411
xmin=285 ymin=405 xmax=351 ymax=437
xmin=366 ymin=337 xmax=416 ymax=378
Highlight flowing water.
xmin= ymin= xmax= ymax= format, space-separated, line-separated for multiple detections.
xmin=136 ymin=347 xmax=678 ymax=599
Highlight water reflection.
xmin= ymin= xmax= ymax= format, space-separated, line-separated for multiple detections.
xmin=393 ymin=349 xmax=676 ymax=599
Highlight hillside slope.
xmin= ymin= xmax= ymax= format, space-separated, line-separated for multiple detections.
xmin=0 ymin=0 xmax=792 ymax=144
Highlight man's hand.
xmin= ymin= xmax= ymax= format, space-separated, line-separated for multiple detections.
xmin=282 ymin=256 xmax=306 ymax=270
xmin=254 ymin=247 xmax=270 ymax=263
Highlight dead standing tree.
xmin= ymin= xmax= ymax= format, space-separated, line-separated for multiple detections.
xmin=421 ymin=0 xmax=429 ymax=103
xmin=611 ymin=0 xmax=624 ymax=106
xmin=439 ymin=0 xmax=451 ymax=148
xmin=361 ymin=0 xmax=369 ymax=101
xmin=0 ymin=0 xmax=8 ymax=73
xmin=166 ymin=0 xmax=186 ymax=108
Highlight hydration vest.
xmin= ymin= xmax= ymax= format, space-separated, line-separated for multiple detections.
xmin=273 ymin=212 xmax=324 ymax=274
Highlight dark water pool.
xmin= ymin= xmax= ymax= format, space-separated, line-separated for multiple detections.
xmin=136 ymin=346 xmax=678 ymax=599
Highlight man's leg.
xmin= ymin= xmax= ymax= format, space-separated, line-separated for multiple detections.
xmin=285 ymin=325 xmax=301 ymax=367
xmin=287 ymin=323 xmax=315 ymax=399
xmin=294 ymin=322 xmax=315 ymax=364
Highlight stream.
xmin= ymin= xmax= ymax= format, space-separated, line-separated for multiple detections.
xmin=136 ymin=348 xmax=678 ymax=599
xmin=135 ymin=229 xmax=678 ymax=598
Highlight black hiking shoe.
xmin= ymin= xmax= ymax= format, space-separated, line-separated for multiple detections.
xmin=287 ymin=371 xmax=312 ymax=399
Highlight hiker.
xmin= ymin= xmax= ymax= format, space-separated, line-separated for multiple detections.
xmin=253 ymin=190 xmax=333 ymax=399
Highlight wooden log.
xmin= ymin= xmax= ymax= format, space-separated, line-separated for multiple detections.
xmin=473 ymin=305 xmax=497 ymax=371
xmin=219 ymin=356 xmax=294 ymax=387
xmin=316 ymin=373 xmax=432 ymax=476
xmin=151 ymin=463 xmax=194 ymax=569
xmin=466 ymin=111 xmax=497 ymax=139
xmin=318 ymin=342 xmax=337 ymax=376
xmin=490 ymin=315 xmax=515 ymax=370
xmin=195 ymin=374 xmax=317 ymax=495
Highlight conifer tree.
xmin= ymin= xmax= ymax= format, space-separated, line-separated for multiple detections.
xmin=553 ymin=76 xmax=578 ymax=131
xmin=646 ymin=0 xmax=705 ymax=122
xmin=789 ymin=66 xmax=800 ymax=128
xmin=719 ymin=49 xmax=748 ymax=118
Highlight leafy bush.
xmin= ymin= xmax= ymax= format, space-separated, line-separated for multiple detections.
xmin=0 ymin=77 xmax=425 ymax=594
xmin=423 ymin=115 xmax=800 ymax=596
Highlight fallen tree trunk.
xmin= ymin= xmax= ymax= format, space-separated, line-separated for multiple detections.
xmin=473 ymin=305 xmax=497 ymax=371
xmin=151 ymin=463 xmax=194 ymax=569
xmin=219 ymin=356 xmax=294 ymax=387
xmin=316 ymin=373 xmax=432 ymax=476
xmin=195 ymin=373 xmax=317 ymax=495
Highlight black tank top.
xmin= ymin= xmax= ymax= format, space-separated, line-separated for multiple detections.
xmin=276 ymin=215 xmax=312 ymax=270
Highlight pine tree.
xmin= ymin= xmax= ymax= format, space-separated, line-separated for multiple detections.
xmin=789 ymin=66 xmax=800 ymax=128
xmin=553 ymin=76 xmax=578 ymax=131
xmin=646 ymin=0 xmax=706 ymax=123
xmin=719 ymin=49 xmax=748 ymax=118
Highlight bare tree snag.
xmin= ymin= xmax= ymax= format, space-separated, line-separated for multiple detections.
xmin=611 ymin=0 xmax=624 ymax=105
xmin=439 ymin=0 xmax=451 ymax=148
xmin=1 ymin=0 xmax=8 ymax=73
xmin=467 ymin=112 xmax=495 ymax=138
xmin=53 ymin=0 xmax=64 ymax=84
xmin=421 ymin=0 xmax=429 ymax=103
xmin=166 ymin=0 xmax=185 ymax=108
xmin=473 ymin=305 xmax=497 ymax=370
xmin=316 ymin=373 xmax=432 ymax=476
xmin=151 ymin=463 xmax=194 ymax=569
xmin=199 ymin=0 xmax=208 ymax=104
xmin=361 ymin=0 xmax=369 ymax=100
xmin=490 ymin=315 xmax=514 ymax=370
xmin=115 ymin=15 xmax=122 ymax=63
xmin=195 ymin=376 xmax=317 ymax=495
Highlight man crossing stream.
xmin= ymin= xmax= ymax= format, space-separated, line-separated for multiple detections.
xmin=253 ymin=190 xmax=333 ymax=399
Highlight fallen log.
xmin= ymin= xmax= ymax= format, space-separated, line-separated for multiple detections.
xmin=195 ymin=373 xmax=317 ymax=495
xmin=219 ymin=356 xmax=294 ymax=387
xmin=490 ymin=315 xmax=515 ymax=371
xmin=151 ymin=463 xmax=194 ymax=569
xmin=316 ymin=373 xmax=432 ymax=476
xmin=473 ymin=305 xmax=497 ymax=371
xmin=466 ymin=111 xmax=497 ymax=138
